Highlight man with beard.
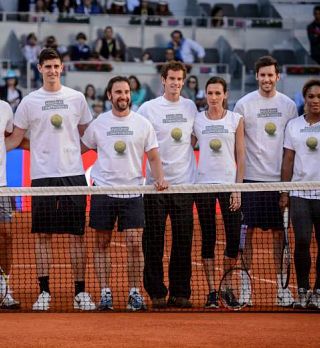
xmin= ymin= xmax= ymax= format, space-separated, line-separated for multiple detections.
xmin=234 ymin=56 xmax=298 ymax=307
xmin=81 ymin=76 xmax=167 ymax=311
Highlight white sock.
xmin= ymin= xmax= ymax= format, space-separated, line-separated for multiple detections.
xmin=276 ymin=274 xmax=283 ymax=289
xmin=101 ymin=287 xmax=112 ymax=296
xmin=129 ymin=287 xmax=139 ymax=295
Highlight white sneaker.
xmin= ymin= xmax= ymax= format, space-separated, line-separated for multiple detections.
xmin=0 ymin=275 xmax=7 ymax=297
xmin=293 ymin=288 xmax=312 ymax=309
xmin=74 ymin=292 xmax=96 ymax=310
xmin=308 ymin=289 xmax=320 ymax=310
xmin=1 ymin=293 xmax=20 ymax=309
xmin=32 ymin=291 xmax=51 ymax=311
xmin=239 ymin=270 xmax=252 ymax=306
xmin=277 ymin=287 xmax=294 ymax=307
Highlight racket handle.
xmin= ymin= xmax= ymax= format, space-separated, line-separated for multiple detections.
xmin=239 ymin=224 xmax=248 ymax=251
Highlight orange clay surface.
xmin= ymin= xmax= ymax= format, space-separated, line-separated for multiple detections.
xmin=0 ymin=313 xmax=320 ymax=348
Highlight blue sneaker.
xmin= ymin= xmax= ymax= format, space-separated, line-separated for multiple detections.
xmin=127 ymin=291 xmax=147 ymax=311
xmin=98 ymin=289 xmax=113 ymax=311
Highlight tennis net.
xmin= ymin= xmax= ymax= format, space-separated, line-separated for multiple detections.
xmin=0 ymin=181 xmax=319 ymax=312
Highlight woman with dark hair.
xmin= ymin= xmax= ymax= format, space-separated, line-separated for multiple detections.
xmin=193 ymin=76 xmax=245 ymax=309
xmin=182 ymin=75 xmax=206 ymax=111
xmin=84 ymin=84 xmax=97 ymax=111
xmin=280 ymin=79 xmax=320 ymax=309
xmin=0 ymin=70 xmax=23 ymax=112
xmin=129 ymin=75 xmax=147 ymax=111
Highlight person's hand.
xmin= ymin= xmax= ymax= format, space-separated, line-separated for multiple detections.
xmin=154 ymin=179 xmax=169 ymax=191
xmin=229 ymin=192 xmax=241 ymax=211
xmin=279 ymin=192 xmax=289 ymax=212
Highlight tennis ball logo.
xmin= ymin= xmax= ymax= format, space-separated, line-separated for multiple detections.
xmin=306 ymin=137 xmax=318 ymax=150
xmin=209 ymin=139 xmax=222 ymax=152
xmin=114 ymin=140 xmax=126 ymax=154
xmin=264 ymin=122 xmax=276 ymax=136
xmin=171 ymin=128 xmax=182 ymax=142
xmin=50 ymin=114 xmax=63 ymax=128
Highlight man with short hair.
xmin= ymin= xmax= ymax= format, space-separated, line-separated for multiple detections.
xmin=168 ymin=30 xmax=205 ymax=64
xmin=138 ymin=61 xmax=197 ymax=308
xmin=234 ymin=55 xmax=298 ymax=307
xmin=81 ymin=76 xmax=167 ymax=311
xmin=0 ymin=99 xmax=20 ymax=309
xmin=6 ymin=48 xmax=95 ymax=311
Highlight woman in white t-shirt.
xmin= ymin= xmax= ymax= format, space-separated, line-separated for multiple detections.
xmin=192 ymin=76 xmax=245 ymax=309
xmin=280 ymin=79 xmax=320 ymax=309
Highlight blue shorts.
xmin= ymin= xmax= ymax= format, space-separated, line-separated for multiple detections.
xmin=89 ymin=195 xmax=145 ymax=232
xmin=242 ymin=180 xmax=283 ymax=231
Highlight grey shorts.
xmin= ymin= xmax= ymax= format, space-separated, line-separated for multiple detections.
xmin=0 ymin=196 xmax=12 ymax=222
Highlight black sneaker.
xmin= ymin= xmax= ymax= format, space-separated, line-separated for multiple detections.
xmin=167 ymin=296 xmax=192 ymax=308
xmin=220 ymin=288 xmax=240 ymax=309
xmin=205 ymin=290 xmax=219 ymax=309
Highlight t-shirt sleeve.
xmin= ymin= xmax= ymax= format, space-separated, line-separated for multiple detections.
xmin=283 ymin=121 xmax=294 ymax=150
xmin=14 ymin=98 xmax=29 ymax=130
xmin=79 ymin=94 xmax=93 ymax=125
xmin=5 ymin=103 xmax=13 ymax=133
xmin=81 ymin=121 xmax=97 ymax=149
xmin=233 ymin=100 xmax=244 ymax=115
xmin=137 ymin=102 xmax=148 ymax=119
xmin=144 ymin=120 xmax=158 ymax=153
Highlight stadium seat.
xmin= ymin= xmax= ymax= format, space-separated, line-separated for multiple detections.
xmin=236 ymin=4 xmax=260 ymax=18
xmin=214 ymin=3 xmax=236 ymax=17
xmin=144 ymin=47 xmax=167 ymax=63
xmin=198 ymin=2 xmax=212 ymax=16
xmin=271 ymin=49 xmax=297 ymax=67
xmin=203 ymin=48 xmax=220 ymax=64
xmin=126 ymin=46 xmax=143 ymax=62
xmin=243 ymin=49 xmax=269 ymax=73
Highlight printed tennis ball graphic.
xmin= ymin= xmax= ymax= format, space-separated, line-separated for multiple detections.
xmin=209 ymin=139 xmax=222 ymax=151
xmin=306 ymin=136 xmax=318 ymax=150
xmin=264 ymin=122 xmax=276 ymax=136
xmin=114 ymin=140 xmax=126 ymax=154
xmin=50 ymin=114 xmax=63 ymax=128
xmin=171 ymin=128 xmax=182 ymax=141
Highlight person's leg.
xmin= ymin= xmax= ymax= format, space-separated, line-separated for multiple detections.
xmin=311 ymin=199 xmax=320 ymax=291
xmin=194 ymin=192 xmax=217 ymax=307
xmin=142 ymin=194 xmax=167 ymax=301
xmin=291 ymin=196 xmax=313 ymax=308
xmin=168 ymin=193 xmax=194 ymax=307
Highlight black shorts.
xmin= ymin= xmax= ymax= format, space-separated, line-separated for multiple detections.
xmin=31 ymin=175 xmax=87 ymax=235
xmin=89 ymin=195 xmax=145 ymax=232
xmin=242 ymin=179 xmax=283 ymax=231
xmin=0 ymin=196 xmax=12 ymax=222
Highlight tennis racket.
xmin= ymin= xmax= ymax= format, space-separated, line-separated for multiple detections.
xmin=0 ymin=266 xmax=9 ymax=308
xmin=280 ymin=207 xmax=291 ymax=289
xmin=218 ymin=223 xmax=252 ymax=311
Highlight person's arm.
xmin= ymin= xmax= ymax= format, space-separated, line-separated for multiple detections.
xmin=188 ymin=39 xmax=205 ymax=62
xmin=230 ymin=117 xmax=245 ymax=211
xmin=78 ymin=122 xmax=91 ymax=137
xmin=191 ymin=134 xmax=198 ymax=149
xmin=80 ymin=140 xmax=91 ymax=154
xmin=146 ymin=147 xmax=168 ymax=191
xmin=279 ymin=148 xmax=295 ymax=211
xmin=5 ymin=126 xmax=27 ymax=151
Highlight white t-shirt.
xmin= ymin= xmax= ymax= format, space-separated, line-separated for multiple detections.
xmin=81 ymin=110 xmax=158 ymax=187
xmin=0 ymin=101 xmax=13 ymax=186
xmin=234 ymin=90 xmax=298 ymax=181
xmin=284 ymin=115 xmax=320 ymax=199
xmin=138 ymin=96 xmax=197 ymax=185
xmin=14 ymin=86 xmax=92 ymax=180
xmin=194 ymin=110 xmax=242 ymax=184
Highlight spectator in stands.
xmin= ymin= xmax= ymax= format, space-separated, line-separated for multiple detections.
xmin=94 ymin=26 xmax=125 ymax=61
xmin=81 ymin=76 xmax=167 ymax=311
xmin=127 ymin=0 xmax=139 ymax=13
xmin=70 ymin=32 xmax=91 ymax=61
xmin=91 ymin=98 xmax=104 ymax=118
xmin=165 ymin=48 xmax=175 ymax=62
xmin=307 ymin=5 xmax=320 ymax=64
xmin=35 ymin=0 xmax=52 ymax=13
xmin=58 ymin=0 xmax=76 ymax=15
xmin=107 ymin=0 xmax=127 ymax=14
xmin=43 ymin=35 xmax=68 ymax=56
xmin=138 ymin=61 xmax=197 ymax=309
xmin=22 ymin=32 xmax=42 ymax=88
xmin=133 ymin=0 xmax=154 ymax=16
xmin=0 ymin=98 xmax=20 ymax=310
xmin=155 ymin=1 xmax=172 ymax=16
xmin=233 ymin=55 xmax=298 ymax=308
xmin=211 ymin=6 xmax=224 ymax=27
xmin=141 ymin=50 xmax=153 ymax=64
xmin=168 ymin=30 xmax=205 ymax=64
xmin=0 ymin=70 xmax=23 ymax=113
xmin=182 ymin=75 xmax=206 ymax=111
xmin=84 ymin=83 xmax=97 ymax=111
xmin=193 ymin=76 xmax=244 ymax=309
xmin=75 ymin=0 xmax=103 ymax=14
xmin=6 ymin=48 xmax=95 ymax=311
xmin=129 ymin=75 xmax=147 ymax=111
xmin=280 ymin=78 xmax=320 ymax=310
